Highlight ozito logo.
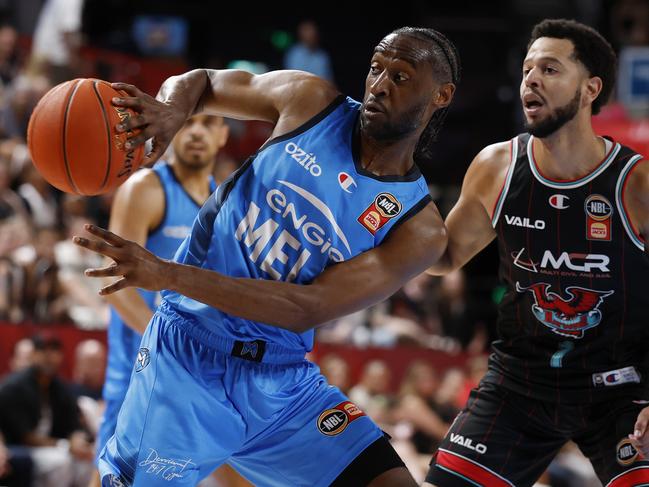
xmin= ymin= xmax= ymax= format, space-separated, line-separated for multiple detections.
xmin=284 ymin=142 xmax=322 ymax=177
xmin=316 ymin=401 xmax=365 ymax=436
xmin=516 ymin=282 xmax=614 ymax=338
xmin=135 ymin=348 xmax=150 ymax=372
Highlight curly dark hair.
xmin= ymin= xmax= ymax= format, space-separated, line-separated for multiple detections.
xmin=527 ymin=19 xmax=617 ymax=115
xmin=390 ymin=27 xmax=461 ymax=161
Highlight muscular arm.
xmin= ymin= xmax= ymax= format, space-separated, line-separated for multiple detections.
xmin=623 ymin=160 xmax=649 ymax=259
xmin=427 ymin=142 xmax=511 ymax=275
xmin=78 ymin=204 xmax=447 ymax=333
xmin=102 ymin=170 xmax=164 ymax=333
xmin=114 ymin=69 xmax=340 ymax=163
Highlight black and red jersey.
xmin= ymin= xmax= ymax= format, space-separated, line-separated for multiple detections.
xmin=485 ymin=133 xmax=649 ymax=403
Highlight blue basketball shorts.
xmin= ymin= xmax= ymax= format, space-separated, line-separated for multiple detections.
xmin=96 ymin=384 xmax=127 ymax=465
xmin=97 ymin=306 xmax=383 ymax=487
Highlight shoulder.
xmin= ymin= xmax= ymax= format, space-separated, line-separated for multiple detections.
xmin=467 ymin=141 xmax=512 ymax=180
xmin=622 ymin=159 xmax=649 ymax=222
xmin=624 ymin=159 xmax=649 ymax=197
xmin=114 ymin=167 xmax=164 ymax=204
xmin=461 ymin=140 xmax=513 ymax=209
xmin=110 ymin=167 xmax=165 ymax=227
xmin=275 ymin=70 xmax=339 ymax=111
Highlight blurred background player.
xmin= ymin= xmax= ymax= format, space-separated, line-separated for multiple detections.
xmin=90 ymin=114 xmax=232 ymax=487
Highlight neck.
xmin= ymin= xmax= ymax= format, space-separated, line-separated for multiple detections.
xmin=358 ymin=131 xmax=418 ymax=177
xmin=532 ymin=115 xmax=606 ymax=181
xmin=170 ymin=159 xmax=214 ymax=203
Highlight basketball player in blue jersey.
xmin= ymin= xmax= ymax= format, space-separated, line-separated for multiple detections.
xmin=421 ymin=20 xmax=649 ymax=487
xmin=88 ymin=114 xmax=229 ymax=487
xmin=74 ymin=27 xmax=459 ymax=487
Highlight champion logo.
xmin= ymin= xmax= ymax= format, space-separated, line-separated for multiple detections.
xmin=338 ymin=172 xmax=357 ymax=193
xmin=549 ymin=194 xmax=570 ymax=210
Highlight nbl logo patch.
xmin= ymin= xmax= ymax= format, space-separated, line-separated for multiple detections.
xmin=616 ymin=438 xmax=641 ymax=466
xmin=585 ymin=194 xmax=613 ymax=241
xmin=358 ymin=193 xmax=402 ymax=235
xmin=317 ymin=401 xmax=366 ymax=436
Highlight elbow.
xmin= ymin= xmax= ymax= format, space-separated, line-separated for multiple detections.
xmin=284 ymin=298 xmax=327 ymax=334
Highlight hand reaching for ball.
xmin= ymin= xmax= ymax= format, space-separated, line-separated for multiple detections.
xmin=110 ymin=83 xmax=188 ymax=166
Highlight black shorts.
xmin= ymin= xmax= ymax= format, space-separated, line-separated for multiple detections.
xmin=426 ymin=381 xmax=649 ymax=486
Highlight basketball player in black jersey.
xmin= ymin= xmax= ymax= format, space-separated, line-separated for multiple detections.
xmin=425 ymin=19 xmax=649 ymax=487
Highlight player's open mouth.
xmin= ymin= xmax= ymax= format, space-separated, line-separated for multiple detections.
xmin=364 ymin=101 xmax=386 ymax=114
xmin=523 ymin=93 xmax=545 ymax=115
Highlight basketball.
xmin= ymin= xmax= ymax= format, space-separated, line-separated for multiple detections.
xmin=27 ymin=78 xmax=144 ymax=195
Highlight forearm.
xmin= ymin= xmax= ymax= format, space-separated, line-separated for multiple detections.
xmin=156 ymin=69 xmax=210 ymax=119
xmin=103 ymin=288 xmax=154 ymax=334
xmin=163 ymin=261 xmax=318 ymax=332
xmin=426 ymin=250 xmax=454 ymax=276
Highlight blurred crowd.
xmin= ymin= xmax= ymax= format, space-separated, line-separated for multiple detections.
xmin=0 ymin=0 xmax=647 ymax=486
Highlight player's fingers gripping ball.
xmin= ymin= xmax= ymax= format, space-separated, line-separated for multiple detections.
xmin=27 ymin=78 xmax=144 ymax=195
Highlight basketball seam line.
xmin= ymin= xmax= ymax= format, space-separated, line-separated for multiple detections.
xmin=92 ymin=80 xmax=112 ymax=192
xmin=62 ymin=79 xmax=83 ymax=194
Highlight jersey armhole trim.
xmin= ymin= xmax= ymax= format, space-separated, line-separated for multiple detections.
xmin=383 ymin=193 xmax=433 ymax=241
xmin=616 ymin=154 xmax=646 ymax=251
xmin=257 ymin=94 xmax=346 ymax=152
xmin=146 ymin=165 xmax=168 ymax=238
xmin=491 ymin=137 xmax=518 ymax=227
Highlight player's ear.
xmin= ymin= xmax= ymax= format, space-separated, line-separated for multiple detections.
xmin=218 ymin=123 xmax=230 ymax=147
xmin=434 ymin=82 xmax=455 ymax=109
xmin=584 ymin=76 xmax=602 ymax=108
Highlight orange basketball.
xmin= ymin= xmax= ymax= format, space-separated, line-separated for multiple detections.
xmin=27 ymin=78 xmax=144 ymax=195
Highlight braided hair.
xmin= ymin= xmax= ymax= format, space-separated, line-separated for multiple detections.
xmin=390 ymin=27 xmax=461 ymax=160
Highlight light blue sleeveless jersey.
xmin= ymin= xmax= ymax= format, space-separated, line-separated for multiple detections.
xmin=162 ymin=96 xmax=431 ymax=353
xmin=103 ymin=162 xmax=215 ymax=399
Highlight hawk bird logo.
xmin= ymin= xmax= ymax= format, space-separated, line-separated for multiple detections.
xmin=516 ymin=282 xmax=614 ymax=338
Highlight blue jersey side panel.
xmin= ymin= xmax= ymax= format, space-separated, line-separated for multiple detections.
xmin=162 ymin=96 xmax=430 ymax=353
xmin=104 ymin=163 xmax=214 ymax=398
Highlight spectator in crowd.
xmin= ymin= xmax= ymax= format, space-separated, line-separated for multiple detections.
xmin=283 ymin=20 xmax=334 ymax=82
xmin=348 ymin=360 xmax=393 ymax=425
xmin=29 ymin=0 xmax=85 ymax=84
xmin=0 ymin=73 xmax=51 ymax=139
xmin=393 ymin=360 xmax=452 ymax=455
xmin=317 ymin=353 xmax=351 ymax=394
xmin=433 ymin=268 xmax=481 ymax=349
xmin=9 ymin=337 xmax=35 ymax=372
xmin=17 ymin=164 xmax=58 ymax=229
xmin=390 ymin=272 xmax=440 ymax=334
xmin=0 ymin=22 xmax=18 ymax=89
xmin=69 ymin=339 xmax=106 ymax=440
xmin=0 ymin=333 xmax=94 ymax=487
xmin=13 ymin=226 xmax=69 ymax=323
xmin=0 ymin=432 xmax=33 ymax=487
xmin=69 ymin=339 xmax=105 ymax=401
xmin=55 ymin=216 xmax=108 ymax=329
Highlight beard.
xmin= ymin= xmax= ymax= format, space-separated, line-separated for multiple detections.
xmin=360 ymin=99 xmax=428 ymax=142
xmin=524 ymin=88 xmax=581 ymax=138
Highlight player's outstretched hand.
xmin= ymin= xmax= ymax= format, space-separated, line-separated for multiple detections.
xmin=629 ymin=406 xmax=649 ymax=458
xmin=73 ymin=224 xmax=170 ymax=295
xmin=111 ymin=82 xmax=186 ymax=166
